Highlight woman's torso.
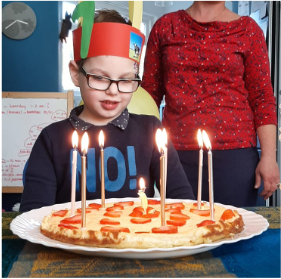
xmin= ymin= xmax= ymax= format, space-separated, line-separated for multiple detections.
xmin=150 ymin=10 xmax=265 ymax=150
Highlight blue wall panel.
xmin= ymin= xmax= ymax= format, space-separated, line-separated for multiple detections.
xmin=2 ymin=1 xmax=60 ymax=92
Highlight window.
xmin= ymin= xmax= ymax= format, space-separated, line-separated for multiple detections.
xmin=60 ymin=1 xmax=79 ymax=105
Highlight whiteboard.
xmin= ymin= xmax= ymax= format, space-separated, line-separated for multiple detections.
xmin=2 ymin=92 xmax=74 ymax=192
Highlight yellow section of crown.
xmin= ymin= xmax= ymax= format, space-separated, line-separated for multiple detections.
xmin=129 ymin=1 xmax=143 ymax=29
xmin=78 ymin=1 xmax=143 ymax=30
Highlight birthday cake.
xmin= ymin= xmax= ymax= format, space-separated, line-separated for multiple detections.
xmin=40 ymin=199 xmax=244 ymax=249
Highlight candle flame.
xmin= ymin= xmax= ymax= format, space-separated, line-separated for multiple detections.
xmin=139 ymin=177 xmax=146 ymax=191
xmin=99 ymin=130 xmax=104 ymax=148
xmin=156 ymin=128 xmax=167 ymax=153
xmin=81 ymin=132 xmax=89 ymax=154
xmin=202 ymin=130 xmax=212 ymax=150
xmin=72 ymin=130 xmax=78 ymax=148
xmin=197 ymin=129 xmax=203 ymax=149
xmin=163 ymin=128 xmax=168 ymax=146
xmin=156 ymin=129 xmax=162 ymax=152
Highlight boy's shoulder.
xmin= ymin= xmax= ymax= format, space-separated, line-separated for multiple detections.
xmin=43 ymin=118 xmax=72 ymax=133
xmin=127 ymin=113 xmax=163 ymax=134
xmin=129 ymin=113 xmax=161 ymax=125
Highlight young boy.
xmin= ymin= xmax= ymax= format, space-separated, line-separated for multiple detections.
xmin=20 ymin=8 xmax=194 ymax=212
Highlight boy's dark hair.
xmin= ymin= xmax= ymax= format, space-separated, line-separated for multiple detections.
xmin=94 ymin=9 xmax=132 ymax=25
xmin=77 ymin=9 xmax=132 ymax=66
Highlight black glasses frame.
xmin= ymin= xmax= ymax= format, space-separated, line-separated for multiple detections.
xmin=80 ymin=67 xmax=141 ymax=93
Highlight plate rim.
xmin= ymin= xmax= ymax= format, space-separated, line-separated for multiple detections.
xmin=10 ymin=198 xmax=269 ymax=255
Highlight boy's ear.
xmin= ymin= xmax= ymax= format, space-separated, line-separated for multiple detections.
xmin=69 ymin=60 xmax=80 ymax=87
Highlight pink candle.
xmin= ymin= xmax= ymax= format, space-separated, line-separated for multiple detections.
xmin=71 ymin=131 xmax=78 ymax=216
xmin=197 ymin=129 xmax=203 ymax=210
xmin=163 ymin=128 xmax=168 ymax=195
xmin=99 ymin=130 xmax=105 ymax=208
xmin=81 ymin=132 xmax=89 ymax=228
xmin=202 ymin=130 xmax=214 ymax=221
xmin=156 ymin=129 xmax=167 ymax=226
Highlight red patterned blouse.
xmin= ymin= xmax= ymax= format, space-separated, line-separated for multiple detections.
xmin=142 ymin=10 xmax=277 ymax=150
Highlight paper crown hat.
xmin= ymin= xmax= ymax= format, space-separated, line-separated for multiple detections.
xmin=72 ymin=1 xmax=145 ymax=64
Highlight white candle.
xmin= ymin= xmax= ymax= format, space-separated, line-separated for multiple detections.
xmin=138 ymin=178 xmax=148 ymax=211
xmin=202 ymin=130 xmax=214 ymax=221
xmin=71 ymin=131 xmax=78 ymax=216
xmin=99 ymin=130 xmax=105 ymax=208
xmin=156 ymin=129 xmax=166 ymax=226
xmin=197 ymin=129 xmax=203 ymax=210
xmin=81 ymin=132 xmax=89 ymax=228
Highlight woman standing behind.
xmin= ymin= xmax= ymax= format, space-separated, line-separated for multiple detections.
xmin=142 ymin=1 xmax=280 ymax=206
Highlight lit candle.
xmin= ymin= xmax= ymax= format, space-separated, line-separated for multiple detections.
xmin=99 ymin=130 xmax=105 ymax=208
xmin=71 ymin=130 xmax=78 ymax=216
xmin=138 ymin=178 xmax=148 ymax=211
xmin=156 ymin=129 xmax=166 ymax=226
xmin=81 ymin=132 xmax=89 ymax=228
xmin=197 ymin=129 xmax=203 ymax=210
xmin=202 ymin=130 xmax=214 ymax=221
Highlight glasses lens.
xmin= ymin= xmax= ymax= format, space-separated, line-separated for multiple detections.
xmin=118 ymin=80 xmax=139 ymax=93
xmin=88 ymin=75 xmax=110 ymax=90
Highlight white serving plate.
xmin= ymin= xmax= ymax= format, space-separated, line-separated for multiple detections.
xmin=10 ymin=198 xmax=269 ymax=259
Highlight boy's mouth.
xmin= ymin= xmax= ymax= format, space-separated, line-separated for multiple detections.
xmin=100 ymin=100 xmax=119 ymax=110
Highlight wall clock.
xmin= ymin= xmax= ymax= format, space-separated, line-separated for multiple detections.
xmin=2 ymin=2 xmax=37 ymax=40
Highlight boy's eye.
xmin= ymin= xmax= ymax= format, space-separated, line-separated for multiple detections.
xmin=90 ymin=75 xmax=107 ymax=81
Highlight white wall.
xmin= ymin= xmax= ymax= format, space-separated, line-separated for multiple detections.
xmin=150 ymin=1 xmax=233 ymax=18
xmin=163 ymin=1 xmax=193 ymax=15
xmin=107 ymin=1 xmax=233 ymax=20
xmin=163 ymin=0 xmax=232 ymax=13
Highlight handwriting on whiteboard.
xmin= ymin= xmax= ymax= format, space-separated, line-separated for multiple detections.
xmin=2 ymin=98 xmax=68 ymax=186
xmin=2 ymin=158 xmax=27 ymax=183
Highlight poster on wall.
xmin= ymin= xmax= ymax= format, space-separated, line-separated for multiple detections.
xmin=238 ymin=1 xmax=250 ymax=16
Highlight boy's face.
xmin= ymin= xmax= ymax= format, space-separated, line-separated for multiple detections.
xmin=71 ymin=56 xmax=136 ymax=125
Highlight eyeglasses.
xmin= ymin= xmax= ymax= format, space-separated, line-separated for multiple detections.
xmin=81 ymin=67 xmax=141 ymax=93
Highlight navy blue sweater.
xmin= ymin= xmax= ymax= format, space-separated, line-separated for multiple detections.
xmin=20 ymin=107 xmax=194 ymax=212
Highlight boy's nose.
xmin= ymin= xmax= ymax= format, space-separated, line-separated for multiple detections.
xmin=105 ymin=82 xmax=118 ymax=95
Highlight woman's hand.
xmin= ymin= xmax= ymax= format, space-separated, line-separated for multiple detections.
xmin=255 ymin=157 xmax=280 ymax=200
xmin=256 ymin=124 xmax=280 ymax=200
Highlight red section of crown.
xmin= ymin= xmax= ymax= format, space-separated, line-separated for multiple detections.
xmin=73 ymin=22 xmax=145 ymax=63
